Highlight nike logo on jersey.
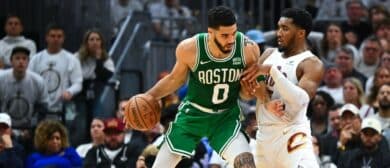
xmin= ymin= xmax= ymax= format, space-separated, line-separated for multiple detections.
xmin=200 ymin=60 xmax=212 ymax=65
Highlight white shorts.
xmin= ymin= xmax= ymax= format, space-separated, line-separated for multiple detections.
xmin=255 ymin=124 xmax=318 ymax=168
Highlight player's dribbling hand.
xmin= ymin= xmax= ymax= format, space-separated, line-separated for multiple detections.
xmin=265 ymin=99 xmax=285 ymax=117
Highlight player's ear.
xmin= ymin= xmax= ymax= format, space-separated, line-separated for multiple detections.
xmin=298 ymin=29 xmax=305 ymax=39
xmin=207 ymin=28 xmax=213 ymax=35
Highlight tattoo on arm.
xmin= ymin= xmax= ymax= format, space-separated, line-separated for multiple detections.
xmin=244 ymin=37 xmax=256 ymax=46
xmin=234 ymin=152 xmax=256 ymax=168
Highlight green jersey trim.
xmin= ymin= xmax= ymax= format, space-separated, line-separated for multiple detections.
xmin=204 ymin=34 xmax=236 ymax=62
xmin=192 ymin=34 xmax=201 ymax=72
xmin=241 ymin=34 xmax=247 ymax=67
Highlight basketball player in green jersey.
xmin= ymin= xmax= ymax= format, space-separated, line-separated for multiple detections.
xmin=144 ymin=6 xmax=259 ymax=168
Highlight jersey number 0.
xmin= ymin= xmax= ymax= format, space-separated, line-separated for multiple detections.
xmin=212 ymin=84 xmax=229 ymax=104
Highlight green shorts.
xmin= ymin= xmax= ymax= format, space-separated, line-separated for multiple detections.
xmin=165 ymin=101 xmax=242 ymax=157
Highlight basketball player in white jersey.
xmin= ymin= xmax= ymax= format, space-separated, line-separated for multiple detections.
xmin=241 ymin=8 xmax=324 ymax=167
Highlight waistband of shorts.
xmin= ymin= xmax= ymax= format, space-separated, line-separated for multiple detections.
xmin=188 ymin=102 xmax=229 ymax=114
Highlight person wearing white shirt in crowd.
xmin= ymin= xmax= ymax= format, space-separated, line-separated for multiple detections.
xmin=149 ymin=0 xmax=192 ymax=41
xmin=76 ymin=118 xmax=105 ymax=158
xmin=28 ymin=24 xmax=83 ymax=116
xmin=0 ymin=15 xmax=36 ymax=69
xmin=111 ymin=0 xmax=144 ymax=35
xmin=318 ymin=64 xmax=345 ymax=104
xmin=0 ymin=47 xmax=49 ymax=129
xmin=355 ymin=36 xmax=383 ymax=77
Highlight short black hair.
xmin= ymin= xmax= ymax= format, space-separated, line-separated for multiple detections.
xmin=45 ymin=23 xmax=64 ymax=35
xmin=5 ymin=14 xmax=21 ymax=25
xmin=281 ymin=8 xmax=313 ymax=37
xmin=10 ymin=46 xmax=30 ymax=60
xmin=208 ymin=6 xmax=236 ymax=29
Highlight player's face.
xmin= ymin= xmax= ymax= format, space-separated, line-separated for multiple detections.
xmin=11 ymin=53 xmax=29 ymax=73
xmin=90 ymin=119 xmax=104 ymax=140
xmin=87 ymin=32 xmax=102 ymax=52
xmin=46 ymin=29 xmax=65 ymax=51
xmin=5 ymin=17 xmax=22 ymax=36
xmin=276 ymin=17 xmax=301 ymax=51
xmin=210 ymin=24 xmax=237 ymax=54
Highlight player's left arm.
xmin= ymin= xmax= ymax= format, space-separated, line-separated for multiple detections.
xmin=270 ymin=57 xmax=324 ymax=115
xmin=240 ymin=37 xmax=260 ymax=100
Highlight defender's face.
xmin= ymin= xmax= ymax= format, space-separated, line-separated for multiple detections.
xmin=276 ymin=17 xmax=299 ymax=50
xmin=209 ymin=24 xmax=237 ymax=54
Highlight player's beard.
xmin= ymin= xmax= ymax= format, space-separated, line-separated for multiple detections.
xmin=214 ymin=38 xmax=233 ymax=54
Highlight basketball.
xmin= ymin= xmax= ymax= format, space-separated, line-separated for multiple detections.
xmin=123 ymin=93 xmax=161 ymax=131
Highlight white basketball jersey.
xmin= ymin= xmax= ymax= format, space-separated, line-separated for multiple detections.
xmin=255 ymin=49 xmax=318 ymax=168
xmin=258 ymin=49 xmax=314 ymax=125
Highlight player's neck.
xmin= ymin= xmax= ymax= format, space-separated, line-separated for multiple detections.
xmin=282 ymin=41 xmax=307 ymax=58
xmin=13 ymin=70 xmax=25 ymax=81
xmin=208 ymin=40 xmax=230 ymax=59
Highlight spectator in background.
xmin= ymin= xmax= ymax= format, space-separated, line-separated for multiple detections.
xmin=374 ymin=83 xmax=390 ymax=149
xmin=74 ymin=29 xmax=114 ymax=144
xmin=318 ymin=63 xmax=345 ymax=104
xmin=335 ymin=46 xmax=367 ymax=86
xmin=368 ymin=5 xmax=389 ymax=31
xmin=245 ymin=29 xmax=267 ymax=53
xmin=372 ymin=83 xmax=390 ymax=131
xmin=315 ymin=0 xmax=347 ymax=21
xmin=341 ymin=0 xmax=372 ymax=47
xmin=0 ymin=15 xmax=36 ymax=69
xmin=84 ymin=118 xmax=146 ymax=168
xmin=26 ymin=120 xmax=82 ymax=168
xmin=374 ymin=19 xmax=390 ymax=51
xmin=0 ymin=47 xmax=49 ymax=154
xmin=338 ymin=117 xmax=390 ymax=167
xmin=149 ymin=0 xmax=192 ymax=41
xmin=355 ymin=36 xmax=383 ymax=77
xmin=136 ymin=144 xmax=159 ymax=168
xmin=366 ymin=66 xmax=390 ymax=109
xmin=0 ymin=113 xmax=24 ymax=168
xmin=0 ymin=47 xmax=49 ymax=129
xmin=328 ymin=105 xmax=342 ymax=137
xmin=319 ymin=23 xmax=358 ymax=65
xmin=28 ymin=24 xmax=83 ymax=120
xmin=76 ymin=118 xmax=105 ymax=159
xmin=365 ymin=52 xmax=390 ymax=94
xmin=111 ymin=0 xmax=143 ymax=36
xmin=309 ymin=91 xmax=335 ymax=136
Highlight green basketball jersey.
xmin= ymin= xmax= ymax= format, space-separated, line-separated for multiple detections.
xmin=184 ymin=32 xmax=246 ymax=110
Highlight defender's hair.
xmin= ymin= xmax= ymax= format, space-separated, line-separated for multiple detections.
xmin=281 ymin=8 xmax=313 ymax=37
xmin=208 ymin=6 xmax=236 ymax=29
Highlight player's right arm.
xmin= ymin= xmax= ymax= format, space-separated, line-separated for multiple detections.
xmin=146 ymin=38 xmax=194 ymax=100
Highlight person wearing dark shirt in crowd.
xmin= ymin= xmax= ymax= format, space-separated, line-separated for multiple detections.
xmin=74 ymin=29 xmax=114 ymax=145
xmin=308 ymin=91 xmax=335 ymax=136
xmin=84 ymin=118 xmax=146 ymax=168
xmin=0 ymin=113 xmax=24 ymax=168
xmin=338 ymin=117 xmax=390 ymax=168
xmin=335 ymin=46 xmax=367 ymax=87
xmin=341 ymin=0 xmax=373 ymax=47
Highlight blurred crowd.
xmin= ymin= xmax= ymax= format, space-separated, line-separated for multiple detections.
xmin=0 ymin=0 xmax=388 ymax=167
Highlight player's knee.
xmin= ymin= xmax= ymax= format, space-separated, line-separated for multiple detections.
xmin=233 ymin=152 xmax=256 ymax=168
